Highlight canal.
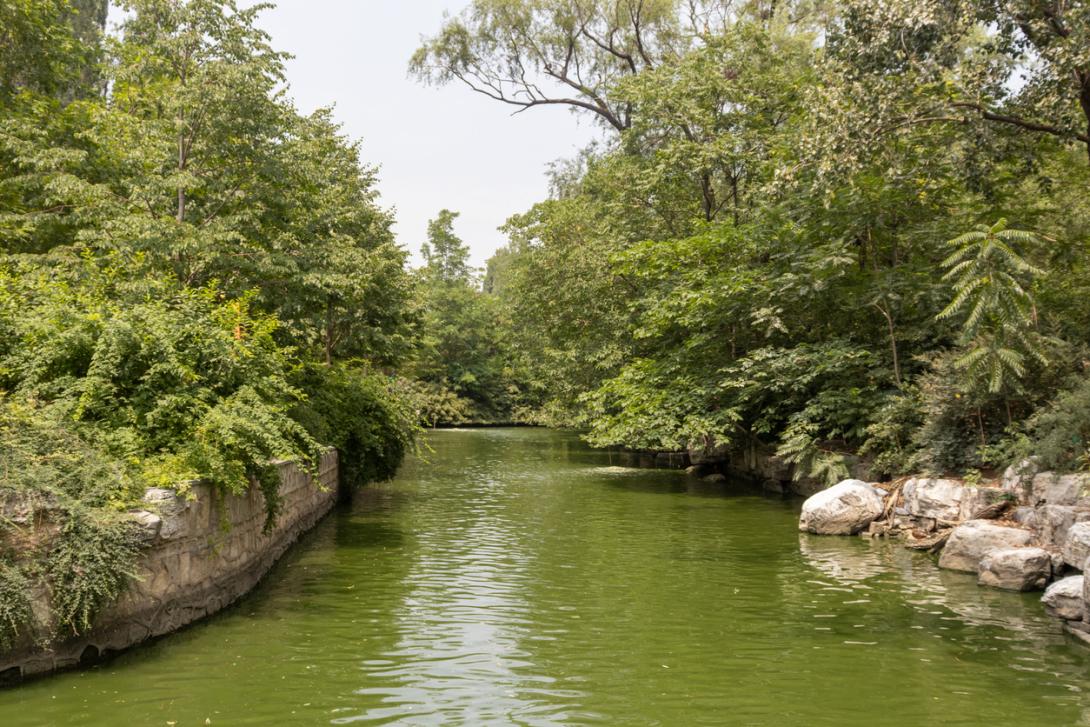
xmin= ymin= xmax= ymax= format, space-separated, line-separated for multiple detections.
xmin=1 ymin=428 xmax=1087 ymax=725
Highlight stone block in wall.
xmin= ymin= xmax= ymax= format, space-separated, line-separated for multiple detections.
xmin=0 ymin=449 xmax=340 ymax=682
xmin=130 ymin=510 xmax=162 ymax=545
xmin=687 ymin=440 xmax=729 ymax=466
xmin=0 ymin=489 xmax=60 ymax=525
xmin=143 ymin=487 xmax=193 ymax=540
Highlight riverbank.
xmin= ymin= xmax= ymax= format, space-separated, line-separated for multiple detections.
xmin=0 ymin=451 xmax=339 ymax=683
xmin=794 ymin=462 xmax=1090 ymax=642
xmin=641 ymin=439 xmax=1090 ymax=642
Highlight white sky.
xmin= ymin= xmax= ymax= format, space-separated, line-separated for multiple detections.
xmin=235 ymin=0 xmax=601 ymax=269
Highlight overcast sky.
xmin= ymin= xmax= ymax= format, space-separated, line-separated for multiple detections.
xmin=223 ymin=1 xmax=600 ymax=269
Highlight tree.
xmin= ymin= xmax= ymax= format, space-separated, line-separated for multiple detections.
xmin=409 ymin=210 xmax=533 ymax=423
xmin=818 ymin=0 xmax=1090 ymax=164
xmin=411 ymin=0 xmax=699 ymax=132
xmin=421 ymin=209 xmax=472 ymax=283
xmin=253 ymin=109 xmax=411 ymax=366
xmin=938 ymin=219 xmax=1045 ymax=395
xmin=0 ymin=0 xmax=96 ymax=100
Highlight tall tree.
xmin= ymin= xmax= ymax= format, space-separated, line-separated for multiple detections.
xmin=421 ymin=209 xmax=472 ymax=283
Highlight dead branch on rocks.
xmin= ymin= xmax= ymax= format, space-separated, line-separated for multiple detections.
xmin=967 ymin=499 xmax=1012 ymax=521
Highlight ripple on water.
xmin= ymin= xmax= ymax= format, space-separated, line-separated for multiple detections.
xmin=0 ymin=429 xmax=1087 ymax=726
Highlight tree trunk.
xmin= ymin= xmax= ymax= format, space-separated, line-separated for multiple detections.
xmin=873 ymin=302 xmax=901 ymax=388
xmin=177 ymin=133 xmax=187 ymax=223
xmin=1080 ymin=71 xmax=1090 ymax=163
xmin=324 ymin=299 xmax=335 ymax=366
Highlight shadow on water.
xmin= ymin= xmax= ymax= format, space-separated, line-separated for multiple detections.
xmin=589 ymin=466 xmax=776 ymax=501
xmin=332 ymin=519 xmax=405 ymax=551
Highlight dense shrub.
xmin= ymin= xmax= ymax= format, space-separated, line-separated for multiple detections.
xmin=0 ymin=562 xmax=32 ymax=651
xmin=1013 ymin=373 xmax=1090 ymax=473
xmin=0 ymin=258 xmax=322 ymax=504
xmin=46 ymin=514 xmax=141 ymax=636
xmin=0 ymin=401 xmax=143 ymax=639
xmin=292 ymin=363 xmax=420 ymax=490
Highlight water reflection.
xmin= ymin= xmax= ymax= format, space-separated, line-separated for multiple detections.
xmin=341 ymin=464 xmax=572 ymax=725
xmin=0 ymin=429 xmax=1087 ymax=726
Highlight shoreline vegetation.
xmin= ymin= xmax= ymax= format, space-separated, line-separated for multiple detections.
xmin=3 ymin=0 xmax=1090 ymax=688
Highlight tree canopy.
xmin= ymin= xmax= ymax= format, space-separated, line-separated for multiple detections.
xmin=416 ymin=0 xmax=1090 ymax=481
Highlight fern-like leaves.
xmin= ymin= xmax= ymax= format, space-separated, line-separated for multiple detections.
xmin=938 ymin=219 xmax=1045 ymax=393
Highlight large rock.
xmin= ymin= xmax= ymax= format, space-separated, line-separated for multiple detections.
xmin=977 ymin=547 xmax=1051 ymax=591
xmin=143 ymin=487 xmax=191 ymax=540
xmin=1035 ymin=505 xmax=1090 ymax=550
xmin=1012 ymin=506 xmax=1038 ymax=529
xmin=798 ymin=480 xmax=884 ymax=535
xmin=1028 ymin=473 xmax=1089 ymax=507
xmin=903 ymin=478 xmax=965 ymax=522
xmin=938 ymin=520 xmax=1035 ymax=573
xmin=1043 ymin=576 xmax=1085 ymax=621
xmin=1002 ymin=458 xmax=1040 ymax=502
xmin=1062 ymin=522 xmax=1090 ymax=569
xmin=1082 ymin=566 xmax=1090 ymax=624
xmin=958 ymin=485 xmax=1008 ymax=521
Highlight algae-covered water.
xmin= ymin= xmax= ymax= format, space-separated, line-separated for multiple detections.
xmin=1 ymin=428 xmax=1088 ymax=725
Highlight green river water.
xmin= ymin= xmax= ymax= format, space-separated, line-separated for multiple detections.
xmin=2 ymin=428 xmax=1089 ymax=726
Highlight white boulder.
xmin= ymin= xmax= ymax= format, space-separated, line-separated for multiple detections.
xmin=938 ymin=520 xmax=1034 ymax=573
xmin=799 ymin=480 xmax=884 ymax=535
xmin=1043 ymin=576 xmax=1085 ymax=621
xmin=1063 ymin=522 xmax=1090 ymax=569
xmin=903 ymin=478 xmax=965 ymax=522
xmin=1001 ymin=458 xmax=1040 ymax=502
xmin=977 ymin=547 xmax=1051 ymax=591
xmin=1034 ymin=504 xmax=1090 ymax=550
xmin=1029 ymin=473 xmax=1089 ymax=507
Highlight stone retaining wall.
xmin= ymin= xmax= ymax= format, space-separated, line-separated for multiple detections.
xmin=0 ymin=450 xmax=339 ymax=682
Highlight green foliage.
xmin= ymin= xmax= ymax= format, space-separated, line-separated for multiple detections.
xmin=0 ymin=0 xmax=423 ymax=647
xmin=0 ymin=562 xmax=32 ymax=651
xmin=0 ymin=400 xmax=143 ymax=639
xmin=397 ymin=379 xmax=474 ymax=428
xmin=46 ymin=513 xmax=141 ymax=636
xmin=292 ymin=364 xmax=419 ymax=490
xmin=938 ymin=219 xmax=1045 ymax=394
xmin=1016 ymin=373 xmax=1090 ymax=473
xmin=0 ymin=258 xmax=321 ymax=505
xmin=421 ymin=210 xmax=471 ymax=284
xmin=407 ymin=209 xmax=534 ymax=424
xmin=428 ymin=0 xmax=1090 ymax=478
xmin=860 ymin=388 xmax=927 ymax=476
xmin=0 ymin=0 xmax=97 ymax=100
